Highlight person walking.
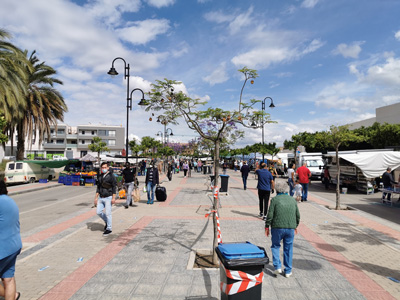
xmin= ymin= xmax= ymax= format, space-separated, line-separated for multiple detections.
xmin=222 ymin=161 xmax=228 ymax=175
xmin=94 ymin=162 xmax=117 ymax=236
xmin=323 ymin=166 xmax=331 ymax=190
xmin=0 ymin=181 xmax=22 ymax=300
xmin=122 ymin=162 xmax=135 ymax=208
xmin=296 ymin=162 xmax=311 ymax=202
xmin=382 ymin=167 xmax=398 ymax=203
xmin=182 ymin=161 xmax=189 ymax=178
xmin=256 ymin=162 xmax=275 ymax=220
xmin=287 ymin=163 xmax=295 ymax=196
xmin=240 ymin=161 xmax=250 ymax=190
xmin=167 ymin=161 xmax=173 ymax=181
xmin=293 ymin=179 xmax=303 ymax=203
xmin=145 ymin=162 xmax=159 ymax=204
xmin=265 ymin=181 xmax=300 ymax=278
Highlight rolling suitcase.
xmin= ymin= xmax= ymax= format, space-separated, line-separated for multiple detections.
xmin=155 ymin=186 xmax=167 ymax=201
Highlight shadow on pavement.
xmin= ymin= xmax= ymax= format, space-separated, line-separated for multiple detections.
xmin=86 ymin=222 xmax=105 ymax=232
xmin=231 ymin=210 xmax=260 ymax=219
xmin=319 ymin=222 xmax=393 ymax=246
xmin=353 ymin=261 xmax=400 ymax=281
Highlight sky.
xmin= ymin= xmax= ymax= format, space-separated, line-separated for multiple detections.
xmin=1 ymin=0 xmax=400 ymax=148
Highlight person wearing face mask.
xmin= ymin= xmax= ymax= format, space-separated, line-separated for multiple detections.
xmin=94 ymin=162 xmax=117 ymax=236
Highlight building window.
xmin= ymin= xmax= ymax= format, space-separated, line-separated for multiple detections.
xmin=98 ymin=130 xmax=106 ymax=136
xmin=81 ymin=130 xmax=85 ymax=135
xmin=56 ymin=139 xmax=64 ymax=144
xmin=50 ymin=129 xmax=54 ymax=134
xmin=108 ymin=130 xmax=116 ymax=137
xmin=81 ymin=140 xmax=85 ymax=144
xmin=57 ymin=129 xmax=65 ymax=134
xmin=108 ymin=140 xmax=116 ymax=146
xmin=92 ymin=131 xmax=95 ymax=135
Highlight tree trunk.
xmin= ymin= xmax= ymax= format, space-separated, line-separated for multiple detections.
xmin=16 ymin=122 xmax=25 ymax=160
xmin=335 ymin=146 xmax=341 ymax=209
xmin=212 ymin=139 xmax=220 ymax=265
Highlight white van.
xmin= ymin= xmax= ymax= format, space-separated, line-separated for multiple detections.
xmin=4 ymin=161 xmax=53 ymax=184
xmin=298 ymin=153 xmax=324 ymax=180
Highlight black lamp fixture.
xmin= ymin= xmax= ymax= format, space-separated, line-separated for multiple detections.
xmin=107 ymin=57 xmax=147 ymax=163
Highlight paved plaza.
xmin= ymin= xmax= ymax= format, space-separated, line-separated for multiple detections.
xmin=4 ymin=168 xmax=400 ymax=300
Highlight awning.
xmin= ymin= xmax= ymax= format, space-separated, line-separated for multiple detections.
xmin=21 ymin=160 xmax=79 ymax=168
xmin=79 ymin=154 xmax=97 ymax=162
xmin=338 ymin=152 xmax=400 ymax=178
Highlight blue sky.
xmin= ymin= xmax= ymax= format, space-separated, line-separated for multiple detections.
xmin=1 ymin=0 xmax=400 ymax=148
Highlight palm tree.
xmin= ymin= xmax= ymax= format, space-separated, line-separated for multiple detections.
xmin=0 ymin=29 xmax=28 ymax=119
xmin=0 ymin=29 xmax=30 ymax=154
xmin=16 ymin=50 xmax=67 ymax=160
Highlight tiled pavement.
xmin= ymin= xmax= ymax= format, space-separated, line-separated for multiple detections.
xmin=6 ymin=170 xmax=400 ymax=299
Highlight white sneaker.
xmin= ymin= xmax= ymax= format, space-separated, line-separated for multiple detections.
xmin=274 ymin=269 xmax=282 ymax=276
xmin=285 ymin=272 xmax=292 ymax=278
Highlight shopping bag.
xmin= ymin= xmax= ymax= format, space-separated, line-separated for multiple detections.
xmin=132 ymin=188 xmax=140 ymax=202
xmin=143 ymin=185 xmax=147 ymax=193
xmin=118 ymin=189 xmax=126 ymax=199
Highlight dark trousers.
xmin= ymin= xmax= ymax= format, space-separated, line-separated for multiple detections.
xmin=242 ymin=175 xmax=248 ymax=189
xmin=258 ymin=189 xmax=271 ymax=216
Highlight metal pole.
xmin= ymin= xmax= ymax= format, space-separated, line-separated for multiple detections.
xmin=262 ymin=99 xmax=265 ymax=163
xmin=125 ymin=64 xmax=130 ymax=164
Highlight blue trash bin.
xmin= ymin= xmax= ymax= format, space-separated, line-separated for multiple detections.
xmin=216 ymin=242 xmax=269 ymax=300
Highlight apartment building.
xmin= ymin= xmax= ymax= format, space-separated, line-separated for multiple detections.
xmin=3 ymin=123 xmax=124 ymax=160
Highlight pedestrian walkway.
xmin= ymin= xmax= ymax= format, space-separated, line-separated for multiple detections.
xmin=8 ymin=168 xmax=400 ymax=299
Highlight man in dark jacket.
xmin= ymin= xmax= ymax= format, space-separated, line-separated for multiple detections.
xmin=240 ymin=161 xmax=250 ymax=190
xmin=145 ymin=162 xmax=159 ymax=204
xmin=265 ymin=181 xmax=300 ymax=278
xmin=256 ymin=162 xmax=275 ymax=220
xmin=382 ymin=167 xmax=397 ymax=202
xmin=122 ymin=162 xmax=136 ymax=208
xmin=94 ymin=162 xmax=117 ymax=236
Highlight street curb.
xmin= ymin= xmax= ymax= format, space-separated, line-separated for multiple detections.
xmin=8 ymin=183 xmax=64 ymax=196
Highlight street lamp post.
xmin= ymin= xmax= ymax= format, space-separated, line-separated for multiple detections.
xmin=252 ymin=97 xmax=275 ymax=163
xmin=156 ymin=131 xmax=163 ymax=143
xmin=108 ymin=57 xmax=146 ymax=163
xmin=166 ymin=128 xmax=173 ymax=144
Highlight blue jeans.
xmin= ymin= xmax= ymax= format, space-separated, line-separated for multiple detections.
xmin=242 ymin=175 xmax=248 ymax=189
xmin=124 ymin=182 xmax=134 ymax=206
xmin=288 ymin=178 xmax=294 ymax=196
xmin=97 ymin=196 xmax=112 ymax=230
xmin=271 ymin=228 xmax=295 ymax=274
xmin=301 ymin=183 xmax=309 ymax=201
xmin=147 ymin=182 xmax=156 ymax=204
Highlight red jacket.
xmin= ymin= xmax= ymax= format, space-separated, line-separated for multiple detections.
xmin=297 ymin=166 xmax=311 ymax=184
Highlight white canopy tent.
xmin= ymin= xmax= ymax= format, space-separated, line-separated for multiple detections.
xmin=337 ymin=151 xmax=400 ymax=178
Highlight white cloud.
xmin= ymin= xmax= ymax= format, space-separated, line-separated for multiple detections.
xmin=146 ymin=0 xmax=175 ymax=8
xmin=282 ymin=5 xmax=297 ymax=15
xmin=228 ymin=6 xmax=253 ymax=35
xmin=364 ymin=56 xmax=400 ymax=86
xmin=203 ymin=63 xmax=229 ymax=86
xmin=309 ymin=111 xmax=316 ymax=115
xmin=204 ymin=11 xmax=234 ymax=23
xmin=58 ymin=67 xmax=92 ymax=82
xmin=333 ymin=41 xmax=365 ymax=59
xmin=395 ymin=30 xmax=400 ymax=41
xmin=232 ymin=38 xmax=323 ymax=69
xmin=85 ymin=0 xmax=141 ymax=26
xmin=116 ymin=19 xmax=170 ymax=45
xmin=301 ymin=0 xmax=320 ymax=9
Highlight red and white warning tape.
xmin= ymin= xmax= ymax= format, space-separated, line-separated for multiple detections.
xmin=220 ymin=263 xmax=263 ymax=295
xmin=205 ymin=209 xmax=222 ymax=244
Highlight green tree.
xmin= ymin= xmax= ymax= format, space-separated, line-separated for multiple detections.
xmin=0 ymin=29 xmax=29 ymax=123
xmin=317 ymin=125 xmax=364 ymax=209
xmin=0 ymin=116 xmax=8 ymax=145
xmin=140 ymin=136 xmax=160 ymax=157
xmin=88 ymin=137 xmax=110 ymax=161
xmin=146 ymin=67 xmax=269 ymax=263
xmin=265 ymin=142 xmax=280 ymax=161
xmin=15 ymin=50 xmax=67 ymax=160
xmin=129 ymin=138 xmax=142 ymax=164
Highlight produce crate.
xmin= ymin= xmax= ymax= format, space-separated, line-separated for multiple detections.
xmin=39 ymin=179 xmax=48 ymax=183
xmin=72 ymin=175 xmax=81 ymax=182
xmin=85 ymin=183 xmax=94 ymax=186
xmin=72 ymin=182 xmax=80 ymax=186
xmin=58 ymin=176 xmax=65 ymax=184
xmin=85 ymin=178 xmax=95 ymax=183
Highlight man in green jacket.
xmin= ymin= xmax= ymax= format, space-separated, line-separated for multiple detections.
xmin=265 ymin=181 xmax=300 ymax=278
